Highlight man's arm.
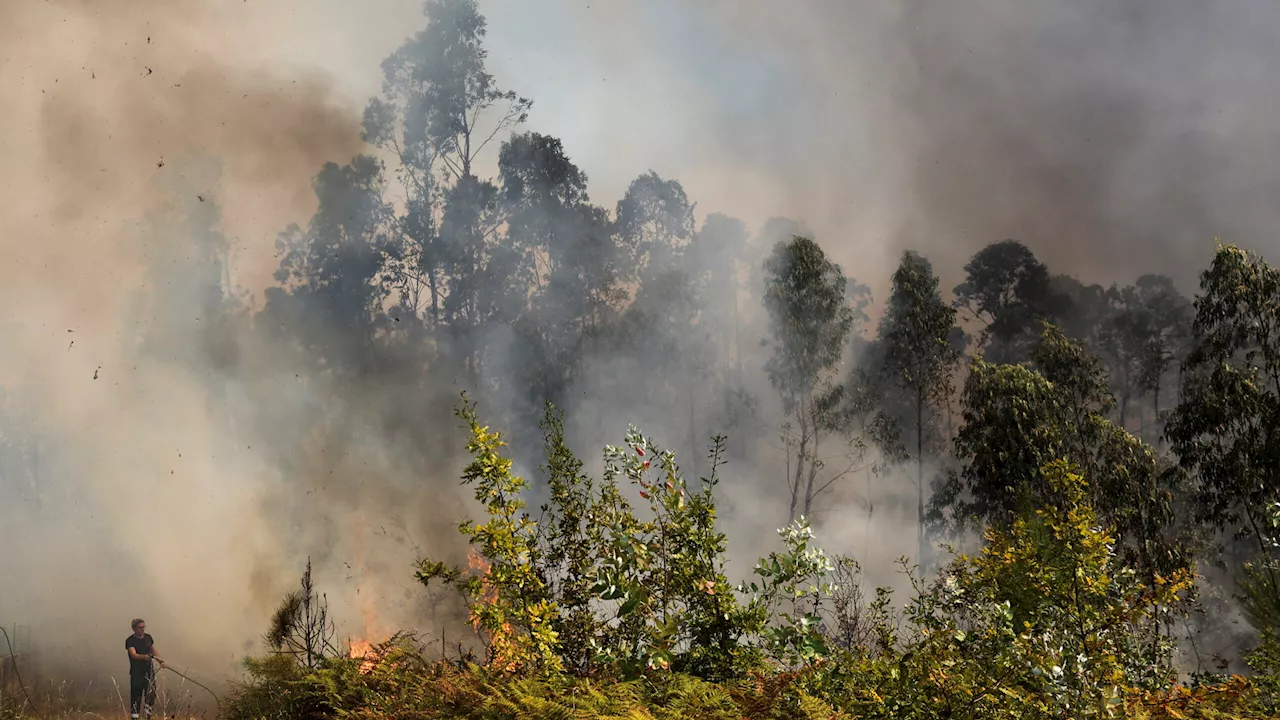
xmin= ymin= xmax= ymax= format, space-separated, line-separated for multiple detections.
xmin=147 ymin=643 xmax=167 ymax=669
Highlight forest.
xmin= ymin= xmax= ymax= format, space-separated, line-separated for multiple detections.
xmin=4 ymin=0 xmax=1280 ymax=718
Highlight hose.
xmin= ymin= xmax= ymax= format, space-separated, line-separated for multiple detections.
xmin=0 ymin=625 xmax=34 ymax=713
xmin=160 ymin=664 xmax=222 ymax=710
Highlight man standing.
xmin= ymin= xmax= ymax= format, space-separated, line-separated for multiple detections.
xmin=125 ymin=618 xmax=166 ymax=719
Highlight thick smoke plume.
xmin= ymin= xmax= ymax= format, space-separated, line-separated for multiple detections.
xmin=0 ymin=0 xmax=377 ymax=694
xmin=3 ymin=0 xmax=1279 ymax=702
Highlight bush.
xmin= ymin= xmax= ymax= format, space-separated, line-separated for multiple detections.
xmin=222 ymin=400 xmax=1269 ymax=720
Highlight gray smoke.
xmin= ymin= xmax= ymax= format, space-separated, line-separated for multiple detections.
xmin=3 ymin=0 xmax=1277 ymax=704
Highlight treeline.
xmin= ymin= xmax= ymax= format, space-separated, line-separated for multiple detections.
xmin=172 ymin=0 xmax=1280 ymax=660
xmin=7 ymin=0 xmax=1280 ymax=714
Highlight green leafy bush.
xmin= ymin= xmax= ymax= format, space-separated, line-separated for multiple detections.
xmin=221 ymin=401 xmax=1269 ymax=720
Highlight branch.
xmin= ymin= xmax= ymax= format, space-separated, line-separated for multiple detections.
xmin=812 ymin=457 xmax=877 ymax=499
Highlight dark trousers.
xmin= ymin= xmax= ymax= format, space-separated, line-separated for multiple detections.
xmin=129 ymin=672 xmax=155 ymax=716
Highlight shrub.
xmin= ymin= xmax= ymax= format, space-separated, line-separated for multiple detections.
xmin=222 ymin=402 xmax=1270 ymax=720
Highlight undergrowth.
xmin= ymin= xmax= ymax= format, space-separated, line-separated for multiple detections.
xmin=221 ymin=397 xmax=1280 ymax=719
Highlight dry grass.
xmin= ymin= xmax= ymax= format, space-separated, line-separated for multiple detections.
xmin=1 ymin=672 xmax=217 ymax=720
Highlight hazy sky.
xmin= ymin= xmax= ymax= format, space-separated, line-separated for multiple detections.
xmin=211 ymin=0 xmax=910 ymax=289
xmin=225 ymin=0 xmax=1280 ymax=297
xmin=5 ymin=0 xmax=1280 ymax=692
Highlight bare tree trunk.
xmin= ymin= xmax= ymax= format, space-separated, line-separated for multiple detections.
xmin=788 ymin=397 xmax=809 ymax=523
xmin=1153 ymin=372 xmax=1163 ymax=447
xmin=916 ymin=392 xmax=927 ymax=569
xmin=688 ymin=381 xmax=698 ymax=479
xmin=802 ymin=429 xmax=821 ymax=518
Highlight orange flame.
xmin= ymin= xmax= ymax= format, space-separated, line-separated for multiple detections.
xmin=348 ymin=638 xmax=378 ymax=674
xmin=346 ymin=512 xmax=390 ymax=673
xmin=466 ymin=548 xmax=518 ymax=672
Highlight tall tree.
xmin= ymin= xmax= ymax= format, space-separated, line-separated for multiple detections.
xmin=1048 ymin=274 xmax=1108 ymax=350
xmin=1094 ymin=275 xmax=1193 ymax=435
xmin=683 ymin=214 xmax=758 ymax=461
xmin=953 ymin=239 xmax=1067 ymax=363
xmin=262 ymin=156 xmax=393 ymax=376
xmin=762 ymin=235 xmax=856 ymax=522
xmin=876 ymin=250 xmax=960 ymax=563
xmin=497 ymin=132 xmax=622 ymax=425
xmin=616 ymin=172 xmax=696 ymax=287
xmin=362 ymin=0 xmax=531 ymax=365
xmin=616 ymin=173 xmax=708 ymax=472
xmin=933 ymin=324 xmax=1190 ymax=584
xmin=1167 ymin=243 xmax=1280 ymax=558
xmin=688 ymin=213 xmax=750 ymax=384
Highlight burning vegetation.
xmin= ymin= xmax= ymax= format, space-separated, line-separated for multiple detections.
xmin=221 ymin=390 xmax=1278 ymax=719
xmin=10 ymin=0 xmax=1280 ymax=718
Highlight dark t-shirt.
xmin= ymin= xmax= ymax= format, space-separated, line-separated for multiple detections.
xmin=125 ymin=633 xmax=154 ymax=676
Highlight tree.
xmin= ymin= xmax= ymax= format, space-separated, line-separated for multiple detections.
xmin=265 ymin=558 xmax=339 ymax=669
xmin=262 ymin=156 xmax=392 ymax=376
xmin=1047 ymin=273 xmax=1108 ymax=350
xmin=366 ymin=0 xmax=530 ymax=183
xmin=876 ymin=250 xmax=960 ymax=563
xmin=615 ymin=171 xmax=695 ymax=287
xmin=953 ymin=239 xmax=1068 ymax=363
xmin=762 ymin=235 xmax=856 ymax=522
xmin=497 ymin=133 xmax=623 ymax=427
xmin=1095 ymin=275 xmax=1193 ymax=433
xmin=933 ymin=325 xmax=1191 ymax=585
xmin=614 ymin=173 xmax=711 ymax=472
xmin=688 ymin=213 xmax=750 ymax=384
xmin=688 ymin=213 xmax=756 ymax=459
xmin=362 ymin=0 xmax=531 ymax=367
xmin=1167 ymin=243 xmax=1280 ymax=559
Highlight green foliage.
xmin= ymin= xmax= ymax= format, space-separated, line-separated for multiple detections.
xmin=762 ymin=234 xmax=871 ymax=521
xmin=415 ymin=394 xmax=561 ymax=674
xmin=1168 ymin=243 xmax=1280 ymax=551
xmin=737 ymin=518 xmax=837 ymax=668
xmin=877 ymin=249 xmax=962 ymax=564
xmin=762 ymin=235 xmax=854 ymax=411
xmin=585 ymin=427 xmax=757 ymax=679
xmin=953 ymin=239 xmax=1069 ymax=363
xmin=880 ymin=250 xmax=961 ymax=407
xmin=807 ymin=461 xmax=1198 ymax=719
xmin=225 ymin=440 xmax=1272 ymax=720
xmin=1094 ymin=274 xmax=1194 ymax=427
xmin=934 ymin=324 xmax=1194 ymax=587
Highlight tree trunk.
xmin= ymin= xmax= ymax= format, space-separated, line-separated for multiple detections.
xmin=802 ymin=429 xmax=820 ymax=519
xmin=916 ymin=392 xmax=927 ymax=569
xmin=688 ymin=381 xmax=698 ymax=479
xmin=1153 ymin=372 xmax=1163 ymax=447
xmin=788 ymin=398 xmax=808 ymax=523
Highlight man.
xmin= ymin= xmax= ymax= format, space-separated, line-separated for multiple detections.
xmin=125 ymin=618 xmax=167 ymax=719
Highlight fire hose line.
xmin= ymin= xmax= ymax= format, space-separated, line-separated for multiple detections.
xmin=161 ymin=664 xmax=222 ymax=710
xmin=0 ymin=625 xmax=35 ymax=713
xmin=2 ymin=625 xmax=222 ymax=714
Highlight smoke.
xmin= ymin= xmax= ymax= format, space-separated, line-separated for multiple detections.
xmin=3 ymin=0 xmax=1277 ymax=701
xmin=482 ymin=0 xmax=1280 ymax=294
xmin=0 ymin=0 xmax=377 ymax=697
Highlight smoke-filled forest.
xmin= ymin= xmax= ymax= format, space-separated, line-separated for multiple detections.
xmin=6 ymin=0 xmax=1280 ymax=718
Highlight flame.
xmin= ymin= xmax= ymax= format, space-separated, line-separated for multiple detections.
xmin=466 ymin=548 xmax=519 ymax=672
xmin=348 ymin=638 xmax=378 ymax=674
xmin=346 ymin=512 xmax=391 ymax=673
